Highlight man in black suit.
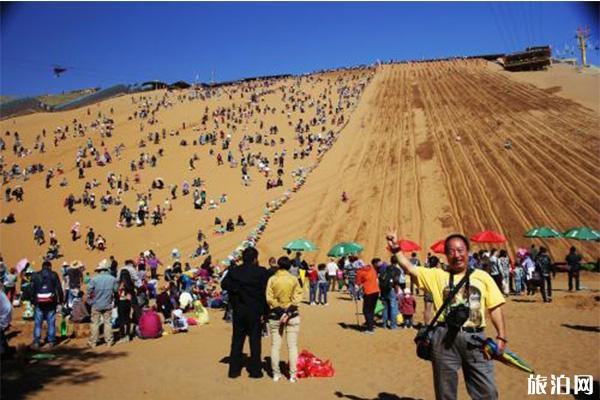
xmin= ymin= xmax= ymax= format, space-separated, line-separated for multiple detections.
xmin=221 ymin=247 xmax=269 ymax=378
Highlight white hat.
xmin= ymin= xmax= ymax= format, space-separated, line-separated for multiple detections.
xmin=95 ymin=259 xmax=110 ymax=271
xmin=404 ymin=288 xmax=411 ymax=295
xmin=173 ymin=309 xmax=183 ymax=319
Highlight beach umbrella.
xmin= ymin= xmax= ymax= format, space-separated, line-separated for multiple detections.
xmin=562 ymin=227 xmax=600 ymax=241
xmin=283 ymin=239 xmax=318 ymax=252
xmin=396 ymin=239 xmax=421 ymax=252
xmin=470 ymin=230 xmax=506 ymax=244
xmin=430 ymin=240 xmax=446 ymax=254
xmin=15 ymin=258 xmax=29 ymax=274
xmin=473 ymin=336 xmax=535 ymax=374
xmin=524 ymin=227 xmax=563 ymax=238
xmin=327 ymin=242 xmax=363 ymax=258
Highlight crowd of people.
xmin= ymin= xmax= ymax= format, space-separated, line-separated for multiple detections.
xmin=1 ymin=65 xmax=595 ymax=400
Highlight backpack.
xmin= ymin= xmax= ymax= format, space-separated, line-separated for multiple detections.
xmin=36 ymin=270 xmax=56 ymax=304
xmin=535 ymin=254 xmax=552 ymax=275
xmin=379 ymin=266 xmax=396 ymax=295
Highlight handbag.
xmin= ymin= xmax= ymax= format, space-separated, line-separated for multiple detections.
xmin=414 ymin=269 xmax=471 ymax=361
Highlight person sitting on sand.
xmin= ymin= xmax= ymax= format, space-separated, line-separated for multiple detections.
xmin=171 ymin=309 xmax=188 ymax=333
xmin=236 ymin=215 xmax=246 ymax=226
xmin=1 ymin=213 xmax=15 ymax=224
xmin=226 ymin=219 xmax=235 ymax=232
xmin=95 ymin=234 xmax=106 ymax=251
xmin=137 ymin=305 xmax=163 ymax=339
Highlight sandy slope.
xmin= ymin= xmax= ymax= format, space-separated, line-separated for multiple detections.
xmin=1 ymin=60 xmax=599 ymax=400
xmin=259 ymin=60 xmax=600 ymax=264
xmin=490 ymin=62 xmax=600 ymax=114
xmin=0 ymin=69 xmax=372 ymax=270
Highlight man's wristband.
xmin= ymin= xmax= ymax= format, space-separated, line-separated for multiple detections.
xmin=496 ymin=336 xmax=508 ymax=343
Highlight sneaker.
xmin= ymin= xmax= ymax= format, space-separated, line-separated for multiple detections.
xmin=289 ymin=376 xmax=298 ymax=383
xmin=364 ymin=330 xmax=375 ymax=335
xmin=30 ymin=343 xmax=41 ymax=351
xmin=273 ymin=374 xmax=282 ymax=383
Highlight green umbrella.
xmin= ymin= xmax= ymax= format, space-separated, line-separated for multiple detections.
xmin=524 ymin=227 xmax=563 ymax=238
xmin=563 ymin=227 xmax=600 ymax=241
xmin=282 ymin=238 xmax=318 ymax=252
xmin=327 ymin=242 xmax=364 ymax=258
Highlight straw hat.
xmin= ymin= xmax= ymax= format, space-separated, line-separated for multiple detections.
xmin=95 ymin=259 xmax=110 ymax=271
xmin=71 ymin=260 xmax=84 ymax=269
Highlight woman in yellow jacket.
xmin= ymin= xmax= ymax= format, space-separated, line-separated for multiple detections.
xmin=266 ymin=257 xmax=304 ymax=383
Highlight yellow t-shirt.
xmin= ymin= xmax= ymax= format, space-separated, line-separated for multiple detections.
xmin=415 ymin=267 xmax=505 ymax=328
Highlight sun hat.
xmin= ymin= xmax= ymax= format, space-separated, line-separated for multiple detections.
xmin=95 ymin=259 xmax=110 ymax=271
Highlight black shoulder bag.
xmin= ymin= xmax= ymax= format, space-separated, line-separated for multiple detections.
xmin=414 ymin=268 xmax=471 ymax=361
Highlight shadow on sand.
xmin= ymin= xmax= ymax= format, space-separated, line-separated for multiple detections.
xmin=573 ymin=380 xmax=599 ymax=399
xmin=511 ymin=298 xmax=537 ymax=303
xmin=334 ymin=391 xmax=424 ymax=400
xmin=338 ymin=322 xmax=363 ymax=332
xmin=1 ymin=345 xmax=127 ymax=400
xmin=219 ymin=354 xmax=289 ymax=378
xmin=561 ymin=324 xmax=600 ymax=333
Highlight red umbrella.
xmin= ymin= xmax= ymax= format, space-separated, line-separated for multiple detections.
xmin=470 ymin=230 xmax=506 ymax=243
xmin=430 ymin=240 xmax=446 ymax=254
xmin=397 ymin=239 xmax=421 ymax=252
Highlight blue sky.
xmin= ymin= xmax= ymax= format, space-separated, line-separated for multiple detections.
xmin=1 ymin=1 xmax=598 ymax=97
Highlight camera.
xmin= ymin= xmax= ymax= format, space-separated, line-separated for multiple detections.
xmin=445 ymin=303 xmax=470 ymax=329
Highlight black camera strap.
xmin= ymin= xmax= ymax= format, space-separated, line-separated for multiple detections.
xmin=421 ymin=268 xmax=472 ymax=338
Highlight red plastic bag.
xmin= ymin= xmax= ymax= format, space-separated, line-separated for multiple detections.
xmin=296 ymin=350 xmax=335 ymax=378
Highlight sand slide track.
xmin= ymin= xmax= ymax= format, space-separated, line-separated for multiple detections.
xmin=462 ymin=68 xmax=600 ymax=218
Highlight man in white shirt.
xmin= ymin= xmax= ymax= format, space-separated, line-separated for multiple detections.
xmin=326 ymin=258 xmax=338 ymax=291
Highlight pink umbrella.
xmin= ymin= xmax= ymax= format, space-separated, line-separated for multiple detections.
xmin=15 ymin=258 xmax=29 ymax=274
xmin=471 ymin=230 xmax=507 ymax=244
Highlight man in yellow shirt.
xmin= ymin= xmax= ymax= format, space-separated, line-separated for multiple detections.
xmin=387 ymin=230 xmax=507 ymax=400
xmin=266 ymin=257 xmax=304 ymax=383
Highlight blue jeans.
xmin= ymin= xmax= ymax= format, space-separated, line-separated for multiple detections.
xmin=514 ymin=269 xmax=523 ymax=293
xmin=309 ymin=282 xmax=318 ymax=304
xmin=34 ymin=305 xmax=56 ymax=345
xmin=318 ymin=282 xmax=328 ymax=304
xmin=381 ymin=290 xmax=399 ymax=329
xmin=348 ymin=280 xmax=362 ymax=300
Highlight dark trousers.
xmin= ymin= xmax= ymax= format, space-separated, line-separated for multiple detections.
xmin=540 ymin=275 xmax=552 ymax=302
xmin=568 ymin=270 xmax=580 ymax=291
xmin=117 ymin=300 xmax=131 ymax=338
xmin=229 ymin=311 xmax=262 ymax=377
xmin=362 ymin=292 xmax=379 ymax=331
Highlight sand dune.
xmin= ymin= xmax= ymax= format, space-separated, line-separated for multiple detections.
xmin=1 ymin=60 xmax=599 ymax=400
xmin=259 ymin=60 xmax=600 ymax=264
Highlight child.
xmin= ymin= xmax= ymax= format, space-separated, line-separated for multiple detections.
xmin=317 ymin=264 xmax=328 ymax=305
xmin=307 ymin=265 xmax=318 ymax=305
xmin=399 ymin=288 xmax=416 ymax=329
xmin=171 ymin=309 xmax=188 ymax=333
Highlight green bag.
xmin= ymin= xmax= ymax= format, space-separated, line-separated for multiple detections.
xmin=374 ymin=299 xmax=384 ymax=317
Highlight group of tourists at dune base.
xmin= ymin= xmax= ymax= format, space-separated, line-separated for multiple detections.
xmin=0 ymin=225 xmax=590 ymax=399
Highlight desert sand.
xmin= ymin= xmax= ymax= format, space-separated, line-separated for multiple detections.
xmin=1 ymin=59 xmax=599 ymax=400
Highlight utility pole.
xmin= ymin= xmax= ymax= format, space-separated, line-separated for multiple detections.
xmin=576 ymin=25 xmax=590 ymax=67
